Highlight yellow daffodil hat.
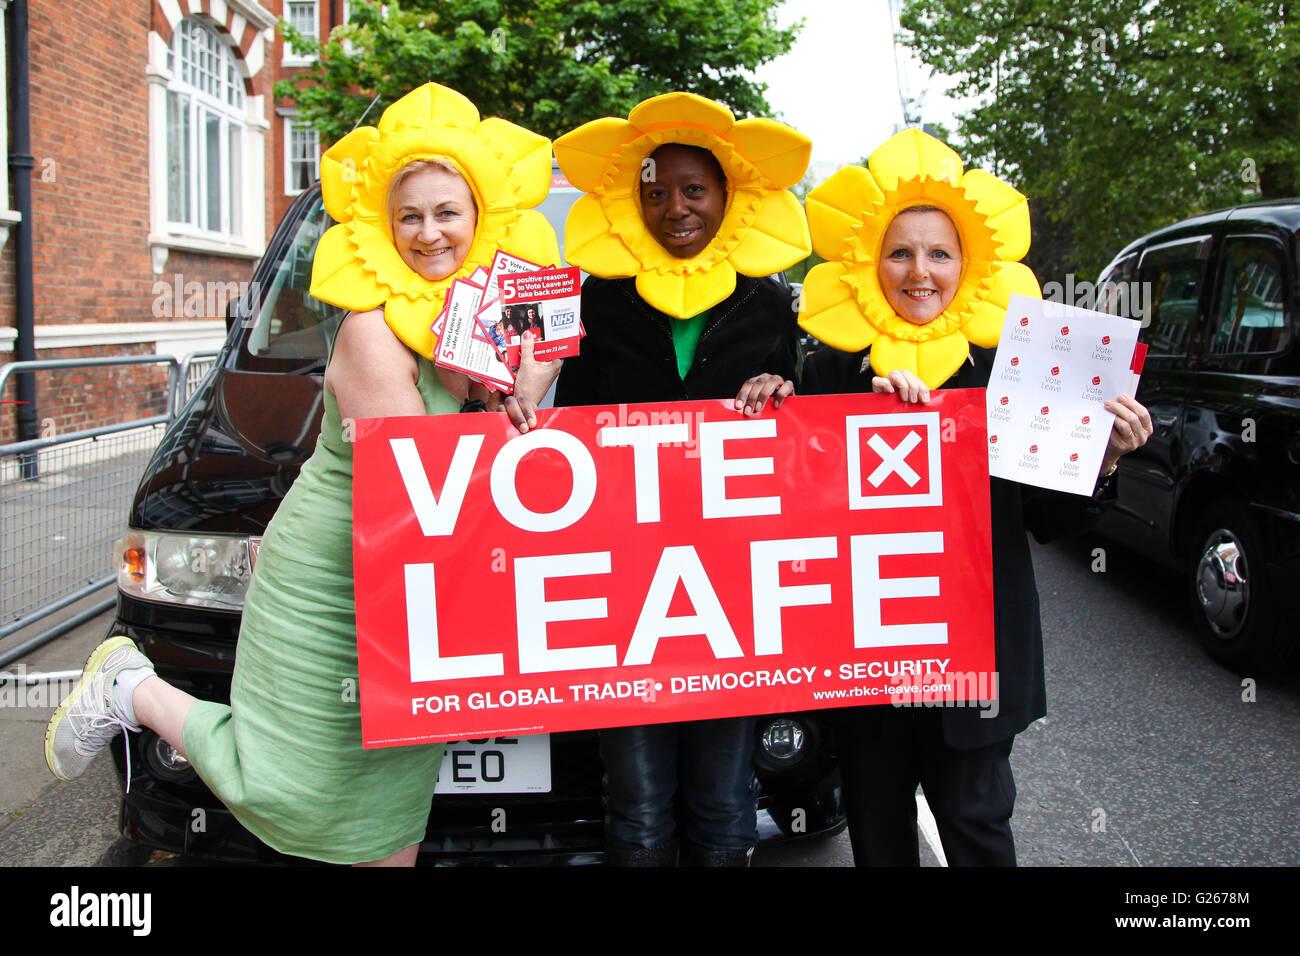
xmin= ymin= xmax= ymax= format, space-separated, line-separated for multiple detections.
xmin=553 ymin=92 xmax=813 ymax=318
xmin=309 ymin=82 xmax=561 ymax=358
xmin=798 ymin=128 xmax=1041 ymax=388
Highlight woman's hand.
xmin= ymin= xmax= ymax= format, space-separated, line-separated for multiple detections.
xmin=1100 ymin=394 xmax=1153 ymax=476
xmin=871 ymin=369 xmax=930 ymax=404
xmin=734 ymin=373 xmax=794 ymax=416
xmin=500 ymin=332 xmax=561 ymax=434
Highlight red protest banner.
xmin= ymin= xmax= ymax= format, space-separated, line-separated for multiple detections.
xmin=353 ymin=390 xmax=995 ymax=748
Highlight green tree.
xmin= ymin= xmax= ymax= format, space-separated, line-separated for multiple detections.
xmin=276 ymin=0 xmax=801 ymax=146
xmin=900 ymin=0 xmax=1300 ymax=282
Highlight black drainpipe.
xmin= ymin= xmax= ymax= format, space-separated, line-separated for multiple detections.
xmin=7 ymin=0 xmax=37 ymax=478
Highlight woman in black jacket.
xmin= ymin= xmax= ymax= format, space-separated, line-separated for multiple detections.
xmin=803 ymin=205 xmax=1152 ymax=865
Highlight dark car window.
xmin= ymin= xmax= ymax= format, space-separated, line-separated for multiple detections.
xmin=1206 ymin=237 xmax=1292 ymax=360
xmin=237 ymin=192 xmax=343 ymax=371
xmin=1096 ymin=252 xmax=1139 ymax=318
xmin=1138 ymin=236 xmax=1212 ymax=358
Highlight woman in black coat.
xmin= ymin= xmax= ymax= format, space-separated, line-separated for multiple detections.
xmin=802 ymin=206 xmax=1152 ymax=865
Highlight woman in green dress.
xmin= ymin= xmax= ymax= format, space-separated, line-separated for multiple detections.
xmin=44 ymin=87 xmax=560 ymax=867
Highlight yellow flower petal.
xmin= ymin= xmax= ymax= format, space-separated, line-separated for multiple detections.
xmin=866 ymin=334 xmax=918 ymax=380
xmin=309 ymin=224 xmax=387 ymax=311
xmin=726 ymin=119 xmax=812 ymax=190
xmin=728 ymin=190 xmax=811 ymax=276
xmin=554 ymin=118 xmax=637 ymax=194
xmin=962 ymin=262 xmax=1041 ymax=347
xmin=477 ymin=118 xmax=554 ymax=209
xmin=959 ymin=169 xmax=1032 ymax=262
xmin=637 ymin=260 xmax=737 ymax=319
xmin=384 ymin=294 xmax=440 ymax=360
xmin=868 ymin=128 xmax=964 ymax=193
xmin=868 ymin=328 xmax=969 ymax=388
xmin=914 ymin=329 xmax=971 ymax=388
xmin=378 ymin=83 xmax=480 ymax=134
xmin=798 ymin=262 xmax=878 ymax=351
xmin=628 ymin=92 xmax=735 ymax=135
xmin=501 ymin=208 xmax=563 ymax=268
xmin=564 ymin=193 xmax=641 ymax=275
xmin=806 ymin=166 xmax=887 ymax=262
xmin=319 ymin=127 xmax=379 ymax=223
xmin=350 ymin=220 xmax=416 ymax=292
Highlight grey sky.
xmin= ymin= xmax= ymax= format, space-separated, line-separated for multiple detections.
xmin=752 ymin=0 xmax=968 ymax=181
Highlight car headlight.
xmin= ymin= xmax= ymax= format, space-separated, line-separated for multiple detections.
xmin=116 ymin=531 xmax=259 ymax=610
xmin=142 ymin=730 xmax=197 ymax=783
xmin=754 ymin=717 xmax=814 ymax=772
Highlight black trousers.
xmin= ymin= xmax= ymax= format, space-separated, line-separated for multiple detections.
xmin=836 ymin=705 xmax=1017 ymax=866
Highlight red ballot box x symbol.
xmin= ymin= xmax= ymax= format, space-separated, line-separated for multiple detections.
xmin=866 ymin=430 xmax=922 ymax=487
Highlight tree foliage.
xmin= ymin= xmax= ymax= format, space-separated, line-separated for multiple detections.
xmin=276 ymin=0 xmax=800 ymax=146
xmin=900 ymin=0 xmax=1300 ymax=281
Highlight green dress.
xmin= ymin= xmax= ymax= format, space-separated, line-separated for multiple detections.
xmin=182 ymin=350 xmax=460 ymax=864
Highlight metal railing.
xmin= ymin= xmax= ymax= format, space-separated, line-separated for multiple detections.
xmin=177 ymin=351 xmax=220 ymax=416
xmin=0 ymin=351 xmax=219 ymax=667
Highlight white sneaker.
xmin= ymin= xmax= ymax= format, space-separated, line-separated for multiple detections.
xmin=44 ymin=636 xmax=150 ymax=781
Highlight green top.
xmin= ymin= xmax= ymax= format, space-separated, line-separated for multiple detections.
xmin=671 ymin=308 xmax=711 ymax=379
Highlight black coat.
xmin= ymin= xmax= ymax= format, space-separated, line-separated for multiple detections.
xmin=555 ymin=275 xmax=801 ymax=406
xmin=801 ymin=344 xmax=1114 ymax=749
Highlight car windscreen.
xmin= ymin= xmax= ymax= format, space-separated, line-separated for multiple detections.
xmin=235 ymin=191 xmax=343 ymax=373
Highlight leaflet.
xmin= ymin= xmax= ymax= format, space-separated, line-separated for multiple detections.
xmin=498 ymin=266 xmax=584 ymax=362
xmin=431 ymin=277 xmax=515 ymax=392
xmin=986 ymin=293 xmax=1145 ymax=496
xmin=433 ymin=266 xmax=493 ymax=342
xmin=475 ymin=250 xmax=546 ymax=329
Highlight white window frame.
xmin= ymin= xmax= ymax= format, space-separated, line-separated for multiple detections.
xmin=164 ymin=18 xmax=248 ymax=242
xmin=147 ymin=8 xmax=273 ymax=269
xmin=283 ymin=0 xmax=320 ymax=66
xmin=284 ymin=116 xmax=321 ymax=196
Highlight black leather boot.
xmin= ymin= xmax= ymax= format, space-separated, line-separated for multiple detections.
xmin=605 ymin=838 xmax=680 ymax=867
xmin=687 ymin=844 xmax=754 ymax=867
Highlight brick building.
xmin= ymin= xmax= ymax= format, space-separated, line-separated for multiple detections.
xmin=1 ymin=0 xmax=334 ymax=440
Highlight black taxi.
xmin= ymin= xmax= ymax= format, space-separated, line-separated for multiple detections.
xmin=1093 ymin=200 xmax=1300 ymax=670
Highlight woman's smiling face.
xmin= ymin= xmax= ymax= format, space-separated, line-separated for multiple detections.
xmin=638 ymin=144 xmax=727 ymax=259
xmin=389 ymin=165 xmax=477 ymax=281
xmin=877 ymin=208 xmax=962 ymax=325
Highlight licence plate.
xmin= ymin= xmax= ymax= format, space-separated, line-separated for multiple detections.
xmin=434 ymin=734 xmax=551 ymax=794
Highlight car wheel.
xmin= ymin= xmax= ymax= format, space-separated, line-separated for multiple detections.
xmin=1188 ymin=499 xmax=1290 ymax=669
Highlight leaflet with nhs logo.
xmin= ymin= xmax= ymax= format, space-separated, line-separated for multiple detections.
xmin=987 ymin=293 xmax=1145 ymax=496
xmin=498 ymin=266 xmax=584 ymax=363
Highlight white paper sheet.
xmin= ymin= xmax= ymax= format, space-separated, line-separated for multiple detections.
xmin=986 ymin=294 xmax=1142 ymax=495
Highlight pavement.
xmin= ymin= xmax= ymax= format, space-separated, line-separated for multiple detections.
xmin=0 ymin=591 xmax=867 ymax=869
xmin=0 ymin=590 xmax=132 ymax=867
